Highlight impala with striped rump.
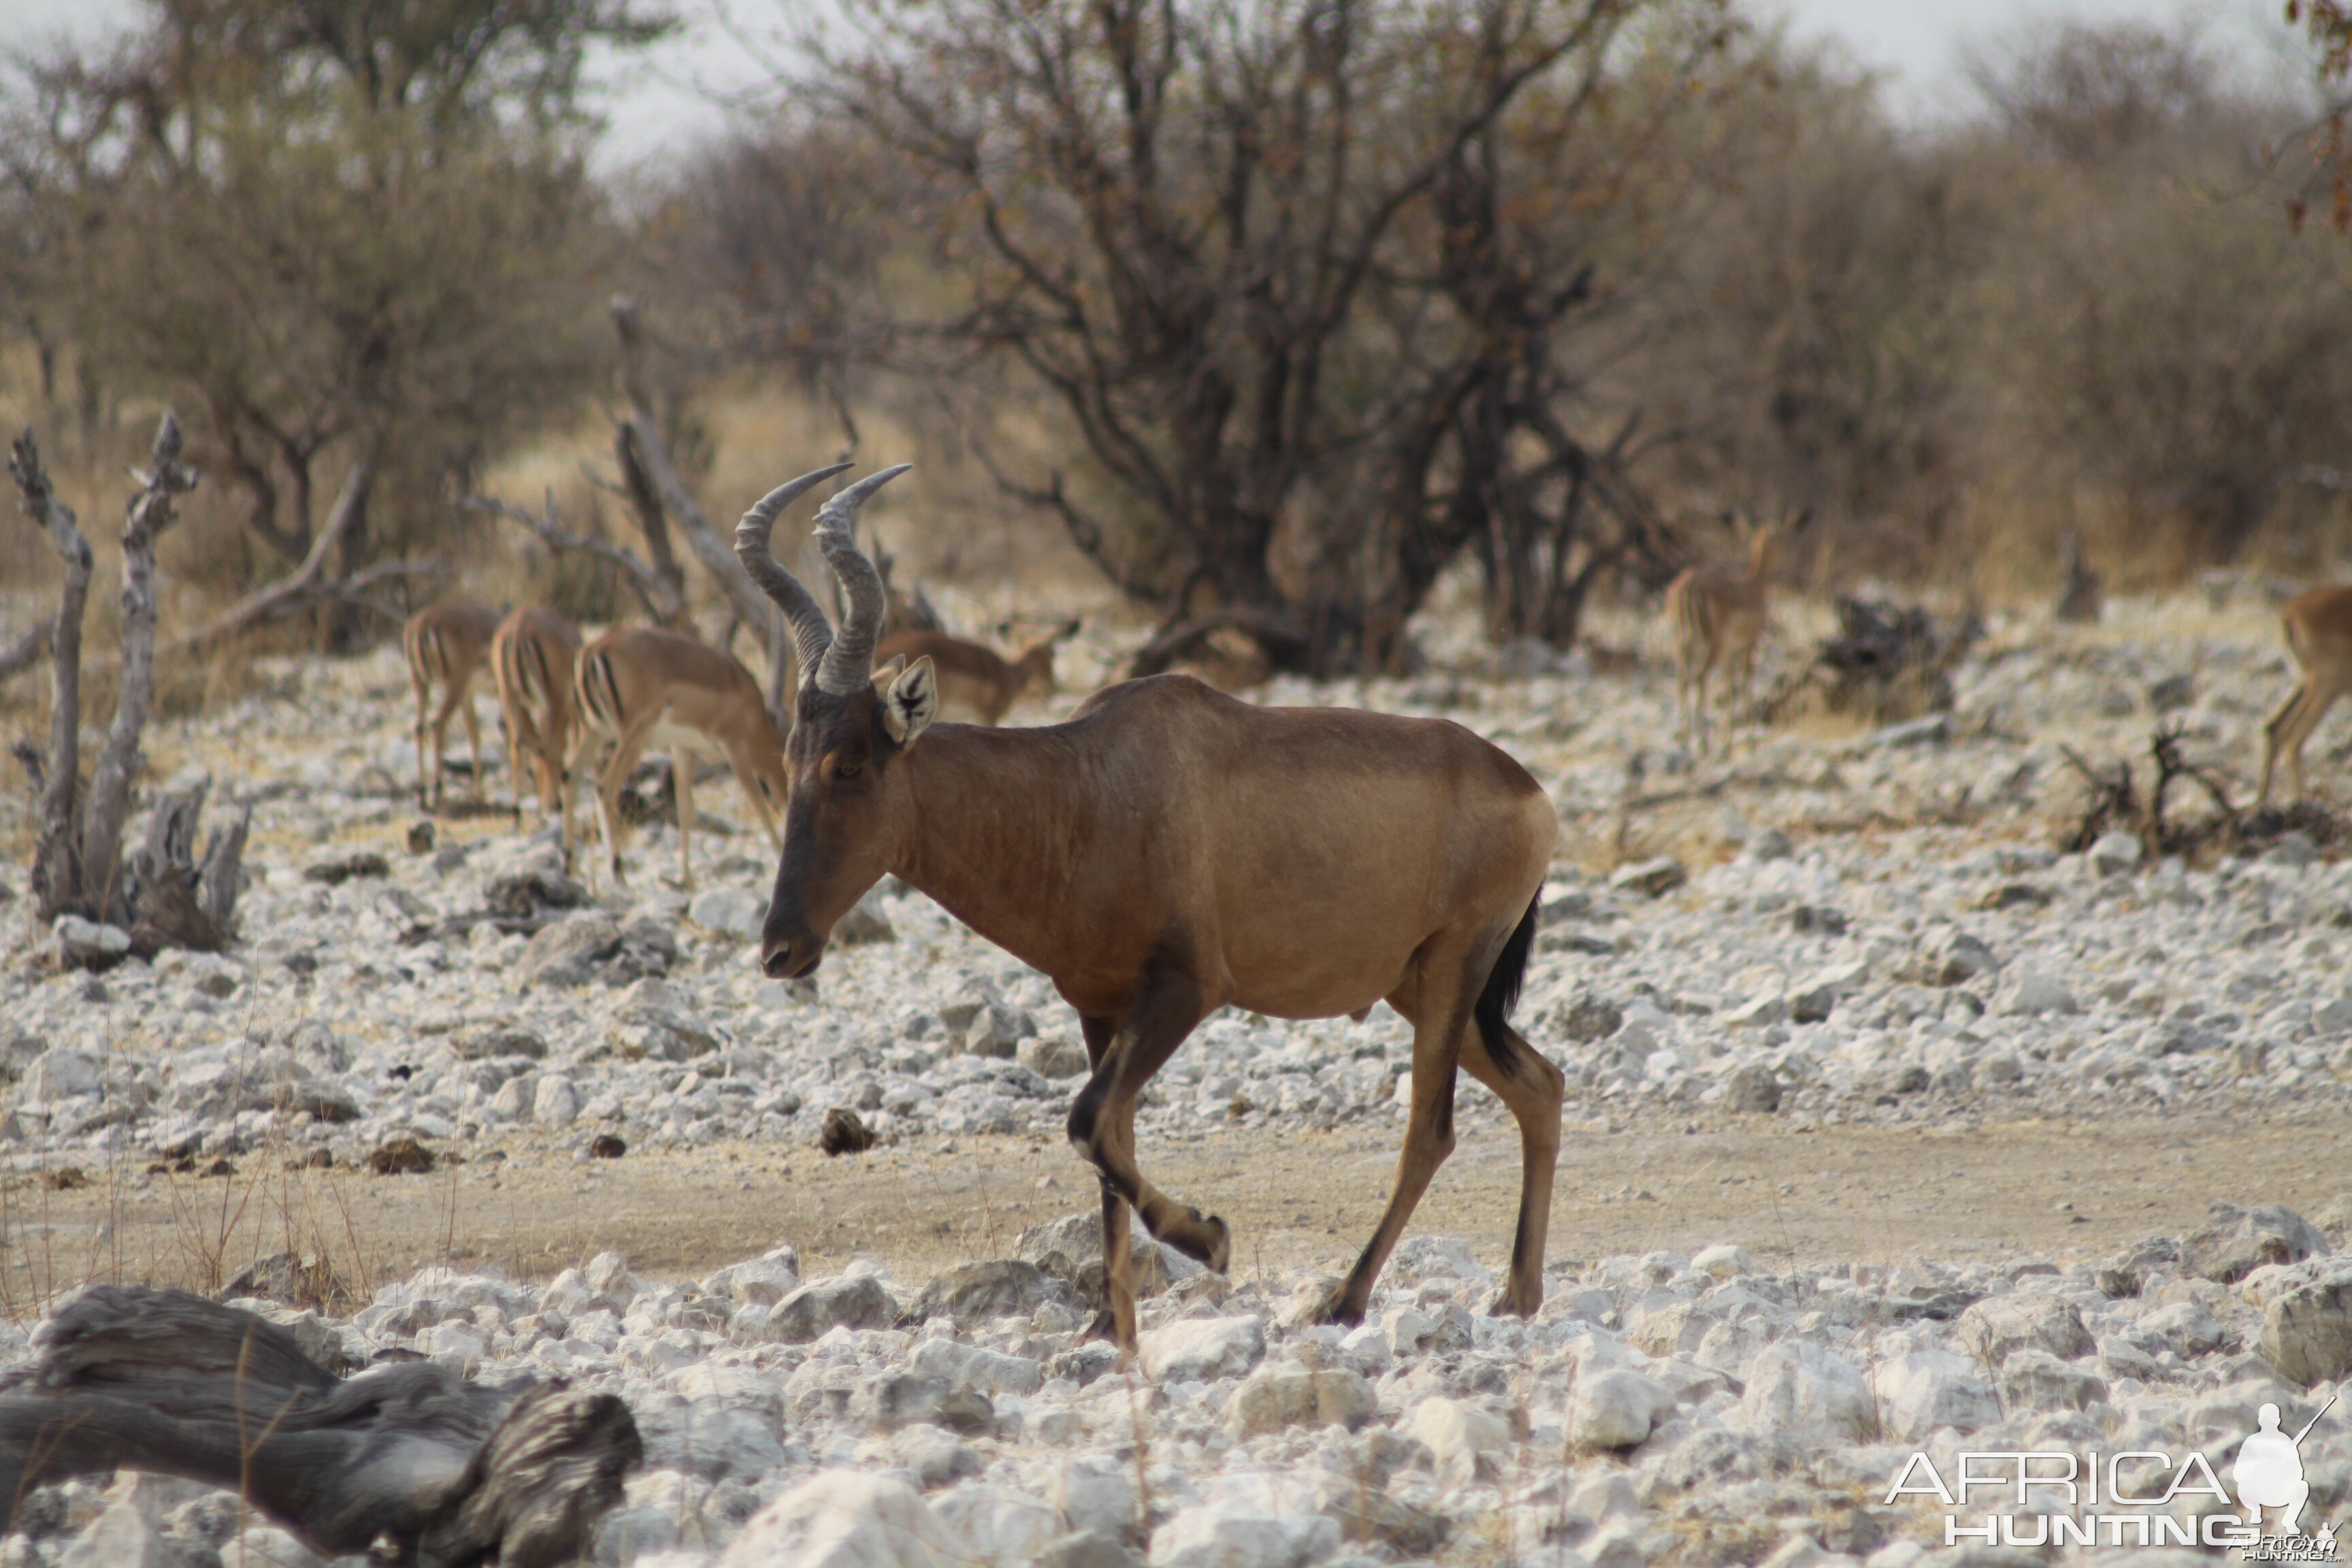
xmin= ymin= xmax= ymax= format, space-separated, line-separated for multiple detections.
xmin=402 ymin=601 xmax=503 ymax=810
xmin=489 ymin=606 xmax=583 ymax=845
xmin=736 ymin=461 xmax=1563 ymax=1359
xmin=1665 ymin=512 xmax=1801 ymax=755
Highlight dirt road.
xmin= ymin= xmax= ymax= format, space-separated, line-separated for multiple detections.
xmin=2 ymin=1097 xmax=2340 ymax=1310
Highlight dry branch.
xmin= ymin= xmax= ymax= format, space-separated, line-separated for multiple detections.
xmin=0 ymin=621 xmax=48 ymax=683
xmin=0 ymin=1285 xmax=638 ymax=1567
xmin=80 ymin=414 xmax=199 ymax=921
xmin=125 ymin=775 xmax=250 ymax=956
xmin=159 ymin=460 xmax=384 ymax=657
xmin=463 ymin=486 xmax=686 ymax=627
xmin=10 ymin=427 xmax=93 ymax=921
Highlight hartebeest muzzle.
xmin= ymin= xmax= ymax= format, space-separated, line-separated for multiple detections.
xmin=759 ymin=917 xmax=824 ymax=980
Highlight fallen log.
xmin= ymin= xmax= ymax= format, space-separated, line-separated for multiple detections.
xmin=0 ymin=1285 xmax=638 ymax=1567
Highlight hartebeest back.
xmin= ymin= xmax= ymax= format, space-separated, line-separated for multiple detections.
xmin=734 ymin=463 xmax=1562 ymax=1357
xmin=872 ymin=619 xmax=1078 ymax=725
xmin=491 ymin=606 xmax=583 ymax=843
xmin=402 ymin=602 xmax=503 ymax=810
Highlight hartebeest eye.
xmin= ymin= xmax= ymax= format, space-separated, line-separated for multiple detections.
xmin=834 ymin=759 xmax=861 ymax=780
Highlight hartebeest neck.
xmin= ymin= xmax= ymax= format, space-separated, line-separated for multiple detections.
xmin=889 ymin=723 xmax=1094 ymax=973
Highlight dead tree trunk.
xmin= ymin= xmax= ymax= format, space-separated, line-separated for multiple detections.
xmin=80 ymin=415 xmax=199 ymax=923
xmin=10 ymin=427 xmax=94 ymax=921
xmin=0 ymin=1285 xmax=638 ymax=1568
xmin=10 ymin=417 xmax=249 ymax=956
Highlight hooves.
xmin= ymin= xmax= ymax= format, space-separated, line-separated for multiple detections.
xmin=1311 ymin=1289 xmax=1366 ymax=1328
xmin=1203 ymin=1213 xmax=1231 ymax=1275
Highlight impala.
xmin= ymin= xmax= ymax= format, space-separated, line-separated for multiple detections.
xmin=402 ymin=602 xmax=503 ymax=810
xmin=736 ymin=463 xmax=1562 ymax=1357
xmin=872 ymin=619 xmax=1079 ymax=726
xmin=1665 ymin=513 xmax=1799 ymax=755
xmin=2257 ymin=583 xmax=2352 ymax=807
xmin=570 ymin=615 xmax=798 ymax=891
xmin=490 ymin=606 xmax=583 ymax=843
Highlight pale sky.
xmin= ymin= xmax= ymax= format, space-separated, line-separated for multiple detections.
xmin=0 ymin=0 xmax=2304 ymax=172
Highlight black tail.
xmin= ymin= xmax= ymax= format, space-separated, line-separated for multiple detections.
xmin=1473 ymin=895 xmax=1539 ymax=1077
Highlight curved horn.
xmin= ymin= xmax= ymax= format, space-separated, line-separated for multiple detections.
xmin=735 ymin=463 xmax=855 ymax=679
xmin=812 ymin=463 xmax=911 ymax=695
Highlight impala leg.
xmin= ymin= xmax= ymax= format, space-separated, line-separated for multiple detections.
xmin=595 ymin=709 xmax=662 ymax=888
xmin=1457 ymin=1018 xmax=1564 ymax=1318
xmin=721 ymin=742 xmax=785 ymax=854
xmin=672 ymin=750 xmax=697 ymax=891
xmin=495 ymin=660 xmax=530 ymax=819
xmin=1066 ymin=975 xmax=1219 ymax=1359
xmin=1320 ymin=962 xmax=1473 ymax=1326
xmin=2261 ymin=679 xmax=2318 ymax=807
xmin=459 ymin=678 xmax=487 ymax=802
xmin=1689 ymin=652 xmax=1714 ymax=756
xmin=411 ymin=675 xmax=434 ymax=809
xmin=427 ymin=683 xmax=470 ymax=812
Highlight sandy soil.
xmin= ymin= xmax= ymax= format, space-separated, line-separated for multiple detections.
xmin=7 ymin=1096 xmax=2342 ymax=1311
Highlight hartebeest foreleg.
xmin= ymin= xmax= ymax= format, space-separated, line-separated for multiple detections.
xmin=1068 ymin=973 xmax=1229 ymax=1354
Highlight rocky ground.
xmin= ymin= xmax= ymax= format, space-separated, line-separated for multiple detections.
xmin=2 ymin=586 xmax=2352 ymax=1566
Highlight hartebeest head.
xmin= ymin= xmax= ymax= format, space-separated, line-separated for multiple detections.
xmin=734 ymin=463 xmax=936 ymax=979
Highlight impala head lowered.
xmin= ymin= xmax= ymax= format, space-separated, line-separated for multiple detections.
xmin=734 ymin=463 xmax=934 ymax=979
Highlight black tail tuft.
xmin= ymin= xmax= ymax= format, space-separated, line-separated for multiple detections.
xmin=1473 ymin=895 xmax=1539 ymax=1078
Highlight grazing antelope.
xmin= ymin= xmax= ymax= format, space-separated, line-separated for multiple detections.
xmin=490 ymin=606 xmax=583 ymax=843
xmin=1665 ymin=512 xmax=1799 ymax=755
xmin=873 ymin=619 xmax=1079 ymax=725
xmin=571 ymin=625 xmax=791 ymax=891
xmin=2257 ymin=584 xmax=2352 ymax=807
xmin=402 ymin=602 xmax=503 ymax=810
xmin=737 ymin=463 xmax=1561 ymax=1358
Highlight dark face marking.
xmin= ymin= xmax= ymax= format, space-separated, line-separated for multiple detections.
xmin=760 ymin=683 xmax=900 ymax=979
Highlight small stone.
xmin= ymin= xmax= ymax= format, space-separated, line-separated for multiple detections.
xmin=1692 ymin=1243 xmax=1752 ymax=1277
xmin=1610 ymin=856 xmax=1687 ymax=898
xmin=406 ymin=819 xmax=436 ymax=855
xmin=834 ymin=894 xmax=896 ymax=947
xmin=2148 ymin=672 xmax=2194 ymax=712
xmin=1571 ymin=1367 xmax=1672 ymax=1450
xmin=1403 ymin=1396 xmax=1513 ymax=1486
xmin=1999 ymin=1348 xmax=2108 ymax=1411
xmin=1725 ymin=1063 xmax=1781 ymax=1113
xmin=718 ymin=1471 xmax=950 ymax=1567
xmin=2088 ymin=831 xmax=2143 ymax=876
xmin=1038 ymin=1529 xmax=1142 ymax=1568
xmin=1955 ymin=1294 xmax=2093 ymax=1362
xmin=303 ymin=851 xmax=389 ymax=885
xmin=589 ymin=1133 xmax=626 ymax=1159
xmin=533 ymin=1076 xmax=581 ymax=1126
xmin=962 ymin=1002 xmax=1035 ymax=1058
xmin=52 ymin=915 xmax=131 ymax=970
xmin=1018 ymin=1034 xmax=1091 ymax=1079
xmin=2259 ymin=1266 xmax=2352 ymax=1386
xmin=1747 ymin=827 xmax=1794 ymax=860
xmin=687 ymin=887 xmax=766 ymax=939
xmin=819 ymin=1107 xmax=876 ymax=1156
xmin=765 ymin=1273 xmax=897 ymax=1342
xmin=59 ymin=1502 xmax=167 ymax=1568
xmin=1140 ymin=1315 xmax=1265 ymax=1382
xmin=2000 ymin=970 xmax=2078 ymax=1016
xmin=2182 ymin=1202 xmax=2329 ymax=1284
xmin=365 ymin=1137 xmax=434 ymax=1175
xmin=1225 ymin=1365 xmax=1377 ymax=1435
xmin=1556 ymin=994 xmax=1623 ymax=1043
xmin=1871 ymin=1350 xmax=1998 ymax=1442
xmin=907 ymin=1259 xmax=1062 ymax=1328
xmin=1737 ymin=1340 xmax=1874 ymax=1445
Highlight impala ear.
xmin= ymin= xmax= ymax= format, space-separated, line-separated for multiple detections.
xmin=882 ymin=655 xmax=938 ymax=747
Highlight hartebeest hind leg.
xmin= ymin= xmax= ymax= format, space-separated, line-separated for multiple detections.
xmin=1067 ymin=975 xmax=1230 ymax=1356
xmin=1456 ymin=1016 xmax=1564 ymax=1316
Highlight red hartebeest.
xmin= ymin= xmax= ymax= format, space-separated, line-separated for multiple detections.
xmin=734 ymin=465 xmax=1561 ymax=1357
xmin=490 ymin=606 xmax=583 ymax=843
xmin=873 ymin=619 xmax=1079 ymax=726
xmin=2257 ymin=584 xmax=2352 ymax=807
xmin=402 ymin=602 xmax=503 ymax=810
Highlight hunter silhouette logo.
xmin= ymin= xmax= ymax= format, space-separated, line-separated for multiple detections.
xmin=1884 ymin=1391 xmax=2339 ymax=1554
xmin=2238 ymin=1396 xmax=2334 ymax=1537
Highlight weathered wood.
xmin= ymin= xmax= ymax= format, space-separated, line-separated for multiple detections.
xmin=126 ymin=777 xmax=250 ymax=956
xmin=80 ymin=414 xmax=199 ymax=926
xmin=160 ymin=459 xmax=372 ymax=657
xmin=2055 ymin=529 xmax=2102 ymax=625
xmin=8 ymin=428 xmax=92 ymax=922
xmin=0 ymin=1285 xmax=639 ymax=1567
xmin=463 ymin=486 xmax=687 ymax=628
xmin=0 ymin=621 xmax=48 ymax=683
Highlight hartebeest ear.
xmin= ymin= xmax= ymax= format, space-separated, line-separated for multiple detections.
xmin=881 ymin=655 xmax=938 ymax=747
xmin=871 ymin=654 xmax=907 ymax=692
